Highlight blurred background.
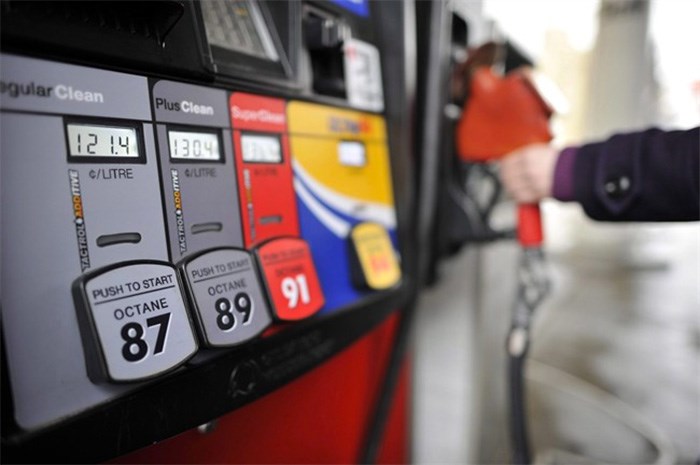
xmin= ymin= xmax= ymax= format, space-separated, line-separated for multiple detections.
xmin=412 ymin=0 xmax=700 ymax=463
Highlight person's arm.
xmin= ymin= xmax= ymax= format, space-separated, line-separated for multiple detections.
xmin=500 ymin=127 xmax=700 ymax=222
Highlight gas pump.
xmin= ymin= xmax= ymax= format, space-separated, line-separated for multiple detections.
xmin=1 ymin=1 xmax=416 ymax=462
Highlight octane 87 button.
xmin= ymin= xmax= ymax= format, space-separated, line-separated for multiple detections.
xmin=73 ymin=261 xmax=198 ymax=383
xmin=181 ymin=248 xmax=272 ymax=347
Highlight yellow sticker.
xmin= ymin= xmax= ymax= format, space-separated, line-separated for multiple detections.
xmin=287 ymin=101 xmax=386 ymax=141
xmin=291 ymin=136 xmax=395 ymax=205
xmin=351 ymin=222 xmax=401 ymax=290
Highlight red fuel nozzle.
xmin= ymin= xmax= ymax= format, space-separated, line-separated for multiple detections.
xmin=456 ymin=67 xmax=553 ymax=163
xmin=455 ymin=66 xmax=553 ymax=247
xmin=517 ymin=203 xmax=543 ymax=248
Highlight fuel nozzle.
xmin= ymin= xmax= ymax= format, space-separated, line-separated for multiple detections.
xmin=454 ymin=44 xmax=556 ymax=465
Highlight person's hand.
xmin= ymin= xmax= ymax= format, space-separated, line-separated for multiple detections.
xmin=499 ymin=143 xmax=559 ymax=203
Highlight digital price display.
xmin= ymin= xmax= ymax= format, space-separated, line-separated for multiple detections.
xmin=66 ymin=123 xmax=139 ymax=158
xmin=240 ymin=133 xmax=282 ymax=163
xmin=168 ymin=130 xmax=221 ymax=161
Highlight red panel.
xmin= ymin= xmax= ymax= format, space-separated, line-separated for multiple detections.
xmin=109 ymin=313 xmax=409 ymax=464
xmin=377 ymin=358 xmax=411 ymax=464
xmin=256 ymin=237 xmax=325 ymax=321
xmin=230 ymin=93 xmax=287 ymax=133
xmin=230 ymin=93 xmax=299 ymax=247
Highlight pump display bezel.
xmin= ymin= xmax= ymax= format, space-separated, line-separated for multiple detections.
xmin=63 ymin=116 xmax=147 ymax=164
xmin=239 ymin=131 xmax=284 ymax=164
xmin=194 ymin=0 xmax=295 ymax=84
xmin=165 ymin=125 xmax=226 ymax=164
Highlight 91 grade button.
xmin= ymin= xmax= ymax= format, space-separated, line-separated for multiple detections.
xmin=73 ymin=261 xmax=198 ymax=383
xmin=255 ymin=237 xmax=324 ymax=321
xmin=181 ymin=248 xmax=272 ymax=347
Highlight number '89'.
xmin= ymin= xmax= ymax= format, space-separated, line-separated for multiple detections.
xmin=214 ymin=292 xmax=253 ymax=331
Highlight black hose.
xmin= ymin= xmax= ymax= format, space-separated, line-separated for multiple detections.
xmin=358 ymin=301 xmax=417 ymax=464
xmin=508 ymin=333 xmax=532 ymax=465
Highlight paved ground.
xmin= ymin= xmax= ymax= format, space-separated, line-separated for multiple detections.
xmin=413 ymin=224 xmax=699 ymax=464
xmin=529 ymin=225 xmax=700 ymax=464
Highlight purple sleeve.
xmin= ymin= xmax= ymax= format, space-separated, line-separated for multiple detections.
xmin=569 ymin=127 xmax=699 ymax=222
xmin=552 ymin=147 xmax=578 ymax=202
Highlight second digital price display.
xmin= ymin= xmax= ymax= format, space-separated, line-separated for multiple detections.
xmin=168 ymin=130 xmax=221 ymax=161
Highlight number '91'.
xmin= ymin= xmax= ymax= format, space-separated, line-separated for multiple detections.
xmin=281 ymin=275 xmax=310 ymax=309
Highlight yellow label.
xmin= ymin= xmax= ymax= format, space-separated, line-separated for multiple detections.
xmin=351 ymin=222 xmax=401 ymax=290
xmin=291 ymin=136 xmax=394 ymax=205
xmin=287 ymin=101 xmax=386 ymax=141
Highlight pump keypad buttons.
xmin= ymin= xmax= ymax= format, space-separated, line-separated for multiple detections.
xmin=74 ymin=261 xmax=198 ymax=383
xmin=256 ymin=237 xmax=325 ymax=321
xmin=181 ymin=248 xmax=272 ymax=347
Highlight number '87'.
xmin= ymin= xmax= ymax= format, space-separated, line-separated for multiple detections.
xmin=121 ymin=313 xmax=170 ymax=362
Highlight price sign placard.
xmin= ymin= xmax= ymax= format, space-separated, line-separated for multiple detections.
xmin=181 ymin=248 xmax=272 ymax=347
xmin=255 ymin=238 xmax=324 ymax=321
xmin=73 ymin=261 xmax=198 ymax=383
xmin=344 ymin=38 xmax=384 ymax=112
xmin=349 ymin=222 xmax=401 ymax=290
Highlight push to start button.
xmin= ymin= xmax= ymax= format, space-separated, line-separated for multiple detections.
xmin=255 ymin=237 xmax=324 ymax=321
xmin=349 ymin=222 xmax=401 ymax=290
xmin=181 ymin=248 xmax=272 ymax=347
xmin=73 ymin=261 xmax=198 ymax=383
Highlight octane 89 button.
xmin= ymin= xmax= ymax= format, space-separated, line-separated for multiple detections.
xmin=73 ymin=261 xmax=198 ymax=383
xmin=181 ymin=248 xmax=272 ymax=347
xmin=255 ymin=237 xmax=324 ymax=321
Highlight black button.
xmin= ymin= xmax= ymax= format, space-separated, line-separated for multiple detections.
xmin=604 ymin=175 xmax=632 ymax=199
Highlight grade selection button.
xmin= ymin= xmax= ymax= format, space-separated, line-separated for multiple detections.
xmin=255 ymin=237 xmax=324 ymax=321
xmin=349 ymin=222 xmax=401 ymax=290
xmin=181 ymin=248 xmax=272 ymax=347
xmin=73 ymin=261 xmax=198 ymax=383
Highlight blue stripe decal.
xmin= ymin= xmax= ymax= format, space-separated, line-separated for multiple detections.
xmin=296 ymin=194 xmax=369 ymax=313
xmin=331 ymin=0 xmax=369 ymax=17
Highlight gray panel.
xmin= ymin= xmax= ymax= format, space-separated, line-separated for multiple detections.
xmin=152 ymin=80 xmax=229 ymax=127
xmin=182 ymin=249 xmax=271 ymax=347
xmin=157 ymin=124 xmax=244 ymax=261
xmin=81 ymin=263 xmax=198 ymax=381
xmin=75 ymin=123 xmax=169 ymax=268
xmin=0 ymin=54 xmax=150 ymax=120
xmin=1 ymin=113 xmax=131 ymax=430
xmin=1 ymin=113 xmax=168 ymax=428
